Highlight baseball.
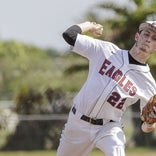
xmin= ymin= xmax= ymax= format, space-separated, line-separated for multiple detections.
xmin=94 ymin=27 xmax=103 ymax=36
xmin=89 ymin=22 xmax=103 ymax=36
xmin=141 ymin=122 xmax=156 ymax=133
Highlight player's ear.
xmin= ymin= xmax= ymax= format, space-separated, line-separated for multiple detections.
xmin=135 ymin=32 xmax=139 ymax=41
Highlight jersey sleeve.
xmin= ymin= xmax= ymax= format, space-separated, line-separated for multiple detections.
xmin=71 ymin=34 xmax=120 ymax=61
xmin=62 ymin=25 xmax=82 ymax=46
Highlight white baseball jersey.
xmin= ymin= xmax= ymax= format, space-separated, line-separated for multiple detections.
xmin=71 ymin=34 xmax=156 ymax=122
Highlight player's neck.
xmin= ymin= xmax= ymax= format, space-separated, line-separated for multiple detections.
xmin=129 ymin=45 xmax=148 ymax=64
xmin=128 ymin=52 xmax=146 ymax=66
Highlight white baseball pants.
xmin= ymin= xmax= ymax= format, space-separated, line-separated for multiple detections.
xmin=57 ymin=110 xmax=126 ymax=156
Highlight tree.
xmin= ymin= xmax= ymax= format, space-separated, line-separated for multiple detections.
xmin=0 ymin=40 xmax=72 ymax=150
xmin=1 ymin=87 xmax=69 ymax=150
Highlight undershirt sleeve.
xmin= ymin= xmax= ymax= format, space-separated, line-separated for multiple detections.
xmin=62 ymin=25 xmax=82 ymax=46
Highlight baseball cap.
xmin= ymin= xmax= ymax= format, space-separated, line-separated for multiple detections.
xmin=139 ymin=21 xmax=156 ymax=33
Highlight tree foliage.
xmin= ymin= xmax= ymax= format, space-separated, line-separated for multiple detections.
xmin=0 ymin=40 xmax=71 ymax=150
xmin=0 ymin=40 xmax=71 ymax=99
xmin=1 ymin=87 xmax=69 ymax=150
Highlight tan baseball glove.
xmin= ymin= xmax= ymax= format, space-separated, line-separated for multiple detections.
xmin=141 ymin=95 xmax=156 ymax=124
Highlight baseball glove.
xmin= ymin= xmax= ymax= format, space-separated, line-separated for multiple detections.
xmin=141 ymin=95 xmax=156 ymax=124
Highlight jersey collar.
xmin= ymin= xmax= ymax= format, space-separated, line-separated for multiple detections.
xmin=123 ymin=50 xmax=150 ymax=72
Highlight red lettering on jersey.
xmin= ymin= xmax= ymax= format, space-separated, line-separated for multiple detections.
xmin=107 ymin=92 xmax=120 ymax=106
xmin=116 ymin=98 xmax=127 ymax=109
xmin=112 ymin=69 xmax=123 ymax=82
xmin=99 ymin=59 xmax=137 ymax=96
xmin=123 ymin=80 xmax=133 ymax=92
xmin=99 ymin=59 xmax=111 ymax=75
xmin=129 ymin=86 xmax=137 ymax=96
xmin=118 ymin=75 xmax=126 ymax=87
xmin=105 ymin=65 xmax=115 ymax=77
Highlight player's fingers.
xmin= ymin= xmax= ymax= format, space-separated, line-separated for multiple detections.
xmin=91 ymin=22 xmax=103 ymax=29
xmin=97 ymin=24 xmax=103 ymax=30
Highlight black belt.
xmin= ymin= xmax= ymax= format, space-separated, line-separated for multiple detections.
xmin=72 ymin=107 xmax=114 ymax=125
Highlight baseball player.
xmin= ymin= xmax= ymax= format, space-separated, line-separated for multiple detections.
xmin=57 ymin=21 xmax=156 ymax=156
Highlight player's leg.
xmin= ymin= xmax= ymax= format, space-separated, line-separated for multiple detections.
xmin=96 ymin=135 xmax=125 ymax=156
xmin=95 ymin=122 xmax=126 ymax=156
xmin=57 ymin=112 xmax=95 ymax=156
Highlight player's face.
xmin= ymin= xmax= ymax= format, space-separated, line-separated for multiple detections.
xmin=135 ymin=29 xmax=156 ymax=56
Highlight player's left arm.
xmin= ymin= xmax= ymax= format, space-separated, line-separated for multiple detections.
xmin=140 ymin=95 xmax=156 ymax=133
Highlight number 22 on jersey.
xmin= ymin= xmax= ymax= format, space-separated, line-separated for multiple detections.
xmin=107 ymin=92 xmax=127 ymax=110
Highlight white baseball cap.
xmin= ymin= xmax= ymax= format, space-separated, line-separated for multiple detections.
xmin=139 ymin=21 xmax=156 ymax=33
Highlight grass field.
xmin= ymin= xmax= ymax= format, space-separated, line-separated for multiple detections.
xmin=0 ymin=147 xmax=155 ymax=156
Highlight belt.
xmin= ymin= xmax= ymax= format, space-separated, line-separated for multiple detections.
xmin=72 ymin=107 xmax=114 ymax=125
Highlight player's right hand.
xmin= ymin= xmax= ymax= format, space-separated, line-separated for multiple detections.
xmin=89 ymin=22 xmax=103 ymax=36
xmin=77 ymin=21 xmax=103 ymax=37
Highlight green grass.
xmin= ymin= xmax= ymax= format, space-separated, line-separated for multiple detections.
xmin=0 ymin=147 xmax=155 ymax=156
xmin=89 ymin=147 xmax=156 ymax=156
xmin=0 ymin=150 xmax=55 ymax=156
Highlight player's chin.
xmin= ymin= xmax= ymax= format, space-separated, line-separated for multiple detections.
xmin=140 ymin=47 xmax=147 ymax=52
xmin=139 ymin=48 xmax=151 ymax=56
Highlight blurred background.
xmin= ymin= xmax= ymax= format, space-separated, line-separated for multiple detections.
xmin=0 ymin=0 xmax=156 ymax=155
